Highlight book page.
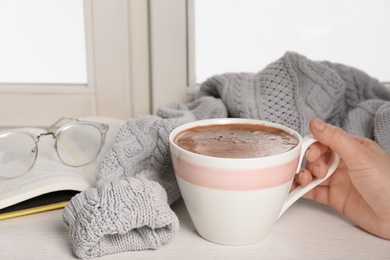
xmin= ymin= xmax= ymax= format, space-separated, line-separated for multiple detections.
xmin=0 ymin=117 xmax=124 ymax=210
xmin=0 ymin=131 xmax=90 ymax=209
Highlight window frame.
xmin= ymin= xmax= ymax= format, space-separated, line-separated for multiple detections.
xmin=0 ymin=0 xmax=139 ymax=128
xmin=148 ymin=0 xmax=195 ymax=114
xmin=149 ymin=0 xmax=390 ymax=108
xmin=2 ymin=0 xmax=388 ymax=128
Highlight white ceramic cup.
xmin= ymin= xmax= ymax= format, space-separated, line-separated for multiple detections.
xmin=169 ymin=118 xmax=340 ymax=245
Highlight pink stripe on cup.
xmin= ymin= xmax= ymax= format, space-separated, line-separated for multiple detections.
xmin=172 ymin=156 xmax=299 ymax=190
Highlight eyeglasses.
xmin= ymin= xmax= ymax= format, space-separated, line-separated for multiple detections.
xmin=0 ymin=117 xmax=109 ymax=179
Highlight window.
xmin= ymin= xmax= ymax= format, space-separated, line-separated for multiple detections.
xmin=0 ymin=0 xmax=87 ymax=84
xmin=194 ymin=0 xmax=390 ymax=84
xmin=4 ymin=1 xmax=388 ymax=128
xmin=0 ymin=0 xmax=150 ymax=128
xmin=149 ymin=0 xmax=390 ymax=113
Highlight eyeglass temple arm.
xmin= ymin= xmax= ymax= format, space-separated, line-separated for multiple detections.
xmin=46 ymin=116 xmax=80 ymax=132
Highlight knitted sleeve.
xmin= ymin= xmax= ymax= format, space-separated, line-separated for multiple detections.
xmin=62 ymin=177 xmax=179 ymax=259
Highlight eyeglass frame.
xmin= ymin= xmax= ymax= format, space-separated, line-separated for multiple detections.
xmin=0 ymin=117 xmax=109 ymax=178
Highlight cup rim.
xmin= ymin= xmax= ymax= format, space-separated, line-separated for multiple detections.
xmin=169 ymin=118 xmax=302 ymax=162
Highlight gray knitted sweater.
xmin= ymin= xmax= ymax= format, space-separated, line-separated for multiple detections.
xmin=63 ymin=52 xmax=390 ymax=259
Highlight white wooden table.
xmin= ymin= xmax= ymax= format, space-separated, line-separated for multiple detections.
xmin=0 ymin=198 xmax=389 ymax=259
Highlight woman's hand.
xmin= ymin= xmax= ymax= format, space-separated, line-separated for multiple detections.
xmin=293 ymin=118 xmax=390 ymax=240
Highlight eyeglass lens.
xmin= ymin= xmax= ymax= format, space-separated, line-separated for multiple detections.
xmin=0 ymin=132 xmax=37 ymax=179
xmin=0 ymin=122 xmax=105 ymax=179
xmin=55 ymin=124 xmax=103 ymax=167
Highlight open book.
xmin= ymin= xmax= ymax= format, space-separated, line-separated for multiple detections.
xmin=0 ymin=117 xmax=125 ymax=220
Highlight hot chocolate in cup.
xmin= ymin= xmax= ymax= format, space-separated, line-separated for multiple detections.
xmin=169 ymin=118 xmax=340 ymax=245
xmin=174 ymin=122 xmax=299 ymax=159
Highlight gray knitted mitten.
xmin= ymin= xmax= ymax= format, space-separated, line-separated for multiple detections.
xmin=62 ymin=97 xmax=227 ymax=259
xmin=62 ymin=177 xmax=178 ymax=259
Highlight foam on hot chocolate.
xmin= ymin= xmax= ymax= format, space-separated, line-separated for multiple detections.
xmin=174 ymin=123 xmax=299 ymax=158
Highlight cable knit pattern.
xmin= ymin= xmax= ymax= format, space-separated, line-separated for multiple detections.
xmin=63 ymin=52 xmax=390 ymax=259
xmin=63 ymin=177 xmax=179 ymax=259
xmin=374 ymin=103 xmax=390 ymax=152
xmin=198 ymin=52 xmax=347 ymax=136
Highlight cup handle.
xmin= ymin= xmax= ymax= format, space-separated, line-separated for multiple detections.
xmin=277 ymin=135 xmax=341 ymax=219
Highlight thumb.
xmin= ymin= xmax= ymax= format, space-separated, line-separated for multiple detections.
xmin=309 ymin=118 xmax=366 ymax=164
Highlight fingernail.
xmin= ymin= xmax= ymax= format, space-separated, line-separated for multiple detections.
xmin=311 ymin=118 xmax=326 ymax=131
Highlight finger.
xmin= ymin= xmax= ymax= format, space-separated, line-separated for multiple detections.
xmin=309 ymin=118 xmax=368 ymax=164
xmin=306 ymin=142 xmax=330 ymax=162
xmin=305 ymin=152 xmax=331 ymax=179
xmin=295 ymin=168 xmax=313 ymax=186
